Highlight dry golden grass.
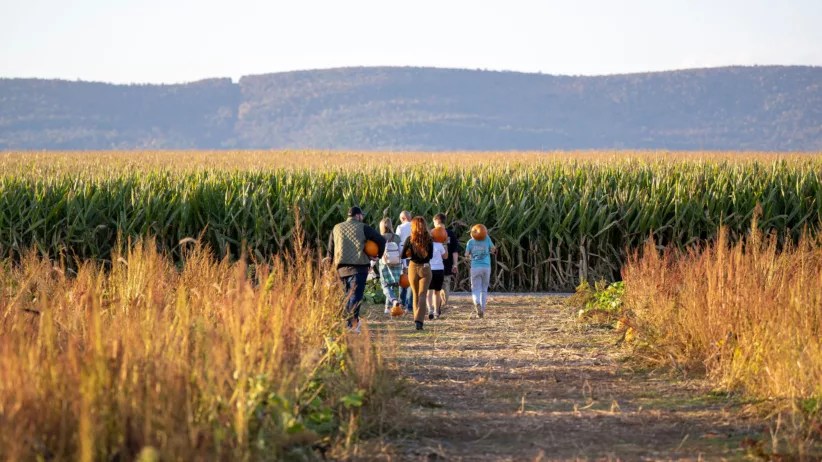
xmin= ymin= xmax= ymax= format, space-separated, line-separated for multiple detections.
xmin=623 ymin=219 xmax=822 ymax=456
xmin=0 ymin=230 xmax=400 ymax=461
xmin=1 ymin=150 xmax=819 ymax=175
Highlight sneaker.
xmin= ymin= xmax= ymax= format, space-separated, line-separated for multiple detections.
xmin=384 ymin=307 xmax=390 ymax=314
xmin=415 ymin=321 xmax=424 ymax=331
xmin=478 ymin=310 xmax=484 ymax=319
xmin=428 ymin=312 xmax=434 ymax=320
xmin=348 ymin=321 xmax=361 ymax=334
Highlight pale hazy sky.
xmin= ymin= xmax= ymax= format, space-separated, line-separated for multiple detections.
xmin=2 ymin=0 xmax=821 ymax=84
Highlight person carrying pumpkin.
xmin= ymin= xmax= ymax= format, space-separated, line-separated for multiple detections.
xmin=378 ymin=217 xmax=403 ymax=315
xmin=402 ymin=216 xmax=434 ymax=331
xmin=326 ymin=206 xmax=385 ymax=333
xmin=432 ymin=213 xmax=462 ymax=310
xmin=396 ymin=211 xmax=413 ymax=311
xmin=427 ymin=221 xmax=449 ymax=319
xmin=465 ymin=224 xmax=496 ymax=318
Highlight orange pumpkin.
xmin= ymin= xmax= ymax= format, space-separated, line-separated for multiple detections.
xmin=364 ymin=240 xmax=379 ymax=258
xmin=431 ymin=226 xmax=448 ymax=243
xmin=390 ymin=305 xmax=405 ymax=317
xmin=399 ymin=273 xmax=410 ymax=288
xmin=470 ymin=224 xmax=488 ymax=241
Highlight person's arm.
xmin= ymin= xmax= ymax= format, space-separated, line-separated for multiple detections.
xmin=489 ymin=238 xmax=497 ymax=255
xmin=450 ymin=233 xmax=461 ymax=272
xmin=326 ymin=231 xmax=335 ymax=264
xmin=403 ymin=237 xmax=412 ymax=259
xmin=364 ymin=226 xmax=386 ymax=258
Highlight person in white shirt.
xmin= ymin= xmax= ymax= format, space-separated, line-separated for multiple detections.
xmin=396 ymin=211 xmax=413 ymax=311
xmin=426 ymin=239 xmax=448 ymax=319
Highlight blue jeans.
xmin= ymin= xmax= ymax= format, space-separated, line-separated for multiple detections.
xmin=470 ymin=267 xmax=491 ymax=310
xmin=400 ymin=286 xmax=412 ymax=310
xmin=381 ymin=279 xmax=399 ymax=308
xmin=340 ymin=271 xmax=368 ymax=327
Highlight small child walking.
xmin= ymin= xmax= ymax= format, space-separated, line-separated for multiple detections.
xmin=465 ymin=226 xmax=496 ymax=318
xmin=379 ymin=218 xmax=403 ymax=314
xmin=426 ymin=239 xmax=448 ymax=319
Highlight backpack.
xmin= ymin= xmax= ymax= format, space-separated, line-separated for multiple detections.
xmin=383 ymin=234 xmax=402 ymax=266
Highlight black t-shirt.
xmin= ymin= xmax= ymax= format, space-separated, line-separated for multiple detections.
xmin=443 ymin=228 xmax=462 ymax=275
xmin=402 ymin=237 xmax=434 ymax=264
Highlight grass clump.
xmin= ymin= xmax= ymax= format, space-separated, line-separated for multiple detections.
xmin=0 ymin=237 xmax=401 ymax=461
xmin=570 ymin=280 xmax=628 ymax=329
xmin=621 ymin=220 xmax=822 ymax=457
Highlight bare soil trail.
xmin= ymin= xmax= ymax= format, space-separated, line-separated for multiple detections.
xmin=356 ymin=294 xmax=761 ymax=461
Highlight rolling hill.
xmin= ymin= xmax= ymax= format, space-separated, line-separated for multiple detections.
xmin=1 ymin=66 xmax=820 ymax=150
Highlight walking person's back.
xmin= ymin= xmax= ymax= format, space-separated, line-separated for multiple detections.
xmin=402 ymin=216 xmax=434 ymax=331
xmin=465 ymin=224 xmax=495 ymax=318
xmin=378 ymin=217 xmax=403 ymax=314
xmin=326 ymin=206 xmax=385 ymax=332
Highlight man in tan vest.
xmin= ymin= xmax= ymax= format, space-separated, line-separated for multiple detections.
xmin=327 ymin=206 xmax=385 ymax=333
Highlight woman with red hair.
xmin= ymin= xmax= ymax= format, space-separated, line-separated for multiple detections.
xmin=402 ymin=216 xmax=434 ymax=330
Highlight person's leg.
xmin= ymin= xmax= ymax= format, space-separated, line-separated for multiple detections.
xmin=402 ymin=259 xmax=413 ymax=312
xmin=348 ymin=271 xmax=367 ymax=329
xmin=479 ymin=267 xmax=491 ymax=311
xmin=429 ymin=270 xmax=444 ymax=316
xmin=380 ymin=278 xmax=394 ymax=313
xmin=470 ymin=268 xmax=482 ymax=315
xmin=426 ymin=290 xmax=435 ymax=318
xmin=440 ymin=274 xmax=451 ymax=308
xmin=387 ymin=283 xmax=398 ymax=306
xmin=420 ymin=266 xmax=432 ymax=320
xmin=433 ymin=289 xmax=443 ymax=317
xmin=341 ymin=275 xmax=355 ymax=327
xmin=405 ymin=285 xmax=414 ymax=311
xmin=408 ymin=263 xmax=423 ymax=324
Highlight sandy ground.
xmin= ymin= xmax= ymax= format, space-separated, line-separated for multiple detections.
xmin=353 ymin=294 xmax=762 ymax=461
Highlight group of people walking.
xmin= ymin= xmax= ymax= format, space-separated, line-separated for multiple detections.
xmin=327 ymin=206 xmax=496 ymax=332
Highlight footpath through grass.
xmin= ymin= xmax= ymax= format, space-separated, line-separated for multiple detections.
xmin=356 ymin=294 xmax=765 ymax=461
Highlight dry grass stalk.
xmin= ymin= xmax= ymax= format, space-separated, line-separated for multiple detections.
xmin=0 ymin=235 xmax=394 ymax=460
xmin=623 ymin=220 xmax=822 ymax=454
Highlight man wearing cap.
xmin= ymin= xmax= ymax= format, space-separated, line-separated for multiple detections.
xmin=327 ymin=206 xmax=386 ymax=332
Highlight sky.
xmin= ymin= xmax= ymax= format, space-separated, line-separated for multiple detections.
xmin=2 ymin=0 xmax=821 ymax=84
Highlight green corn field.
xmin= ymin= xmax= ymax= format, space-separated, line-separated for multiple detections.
xmin=1 ymin=152 xmax=821 ymax=291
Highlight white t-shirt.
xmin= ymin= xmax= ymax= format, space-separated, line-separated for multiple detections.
xmin=430 ymin=242 xmax=447 ymax=270
xmin=397 ymin=221 xmax=412 ymax=253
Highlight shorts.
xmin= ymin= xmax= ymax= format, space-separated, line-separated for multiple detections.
xmin=429 ymin=269 xmax=445 ymax=291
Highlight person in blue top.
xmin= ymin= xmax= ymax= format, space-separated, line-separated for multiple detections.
xmin=465 ymin=224 xmax=496 ymax=318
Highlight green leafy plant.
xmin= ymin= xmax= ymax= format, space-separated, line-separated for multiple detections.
xmin=363 ymin=278 xmax=386 ymax=305
xmin=571 ymin=280 xmax=626 ymax=325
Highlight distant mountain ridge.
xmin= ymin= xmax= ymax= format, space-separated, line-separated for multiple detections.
xmin=1 ymin=66 xmax=820 ymax=151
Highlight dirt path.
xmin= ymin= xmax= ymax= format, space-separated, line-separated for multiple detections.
xmin=357 ymin=294 xmax=761 ymax=461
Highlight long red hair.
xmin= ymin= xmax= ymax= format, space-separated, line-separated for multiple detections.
xmin=410 ymin=216 xmax=432 ymax=258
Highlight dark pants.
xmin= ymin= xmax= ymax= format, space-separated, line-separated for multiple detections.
xmin=400 ymin=286 xmax=412 ymax=310
xmin=340 ymin=271 xmax=368 ymax=327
